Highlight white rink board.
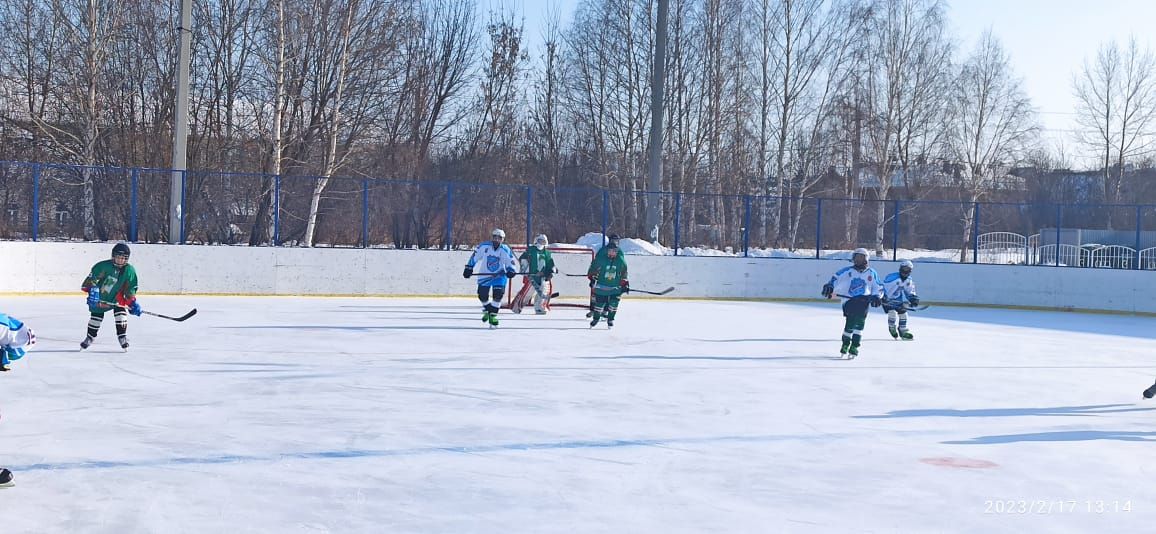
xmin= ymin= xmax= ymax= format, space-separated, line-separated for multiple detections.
xmin=0 ymin=242 xmax=1153 ymax=313
xmin=1 ymin=295 xmax=1154 ymax=533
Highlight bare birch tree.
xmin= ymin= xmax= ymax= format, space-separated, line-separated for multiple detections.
xmin=858 ymin=0 xmax=951 ymax=255
xmin=947 ymin=31 xmax=1037 ymax=261
xmin=751 ymin=0 xmax=842 ymax=246
xmin=1073 ymin=36 xmax=1156 ymax=222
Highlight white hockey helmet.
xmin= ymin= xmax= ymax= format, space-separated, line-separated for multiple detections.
xmin=534 ymin=234 xmax=549 ymax=249
xmin=491 ymin=228 xmax=506 ymax=240
xmin=852 ymin=247 xmax=869 ymax=268
xmin=899 ymin=259 xmax=913 ymax=270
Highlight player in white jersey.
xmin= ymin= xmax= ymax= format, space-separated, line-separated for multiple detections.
xmin=882 ymin=260 xmax=919 ymax=340
xmin=0 ymin=311 xmax=35 ymax=372
xmin=463 ymin=229 xmax=519 ymax=328
xmin=821 ymin=248 xmax=885 ymax=359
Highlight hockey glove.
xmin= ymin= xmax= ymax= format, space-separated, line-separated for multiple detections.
xmin=907 ymin=295 xmax=920 ymax=307
xmin=462 ymin=266 xmax=473 ymax=279
xmin=870 ymin=295 xmax=883 ymax=308
xmin=543 ymin=270 xmax=554 ymax=281
xmin=619 ymin=280 xmax=630 ymax=294
xmin=86 ymin=286 xmax=101 ymax=308
xmin=588 ymin=274 xmax=596 ymax=288
xmin=129 ymin=301 xmax=142 ymax=316
xmin=821 ymin=283 xmax=834 ymax=299
xmin=505 ymin=269 xmax=517 ymax=279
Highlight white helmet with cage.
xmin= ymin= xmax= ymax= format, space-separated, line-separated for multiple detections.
xmin=852 ymin=247 xmax=870 ymax=268
xmin=899 ymin=259 xmax=913 ymax=277
xmin=491 ymin=228 xmax=506 ymax=240
xmin=534 ymin=234 xmax=549 ymax=249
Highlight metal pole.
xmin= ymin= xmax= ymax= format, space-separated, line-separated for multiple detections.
xmin=972 ymin=202 xmax=980 ymax=264
xmin=1135 ymin=205 xmax=1143 ymax=270
xmin=644 ymin=0 xmax=670 ymax=241
xmin=31 ymin=164 xmax=41 ymax=241
xmin=742 ymin=195 xmax=751 ymax=257
xmin=179 ymin=170 xmax=187 ymax=244
xmin=362 ymin=179 xmax=369 ymax=248
xmin=130 ymin=168 xmax=139 ymax=242
xmin=525 ymin=186 xmax=533 ymax=246
xmin=601 ymin=190 xmax=609 ymax=241
xmin=169 ymin=0 xmax=192 ymax=244
xmin=273 ymin=175 xmax=280 ymax=246
xmin=673 ymin=193 xmax=681 ymax=256
xmin=445 ymin=183 xmax=454 ymax=250
xmin=815 ymin=198 xmax=822 ymax=259
xmin=891 ymin=200 xmax=900 ymax=261
xmin=1055 ymin=205 xmax=1062 ymax=267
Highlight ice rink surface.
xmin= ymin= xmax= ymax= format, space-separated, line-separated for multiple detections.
xmin=2 ymin=295 xmax=1155 ymax=533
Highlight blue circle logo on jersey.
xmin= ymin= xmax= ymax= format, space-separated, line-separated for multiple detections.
xmin=849 ymin=278 xmax=866 ymax=295
xmin=486 ymin=255 xmax=501 ymax=272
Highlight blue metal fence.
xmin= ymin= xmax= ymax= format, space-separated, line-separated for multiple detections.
xmin=1 ymin=160 xmax=1155 ymax=269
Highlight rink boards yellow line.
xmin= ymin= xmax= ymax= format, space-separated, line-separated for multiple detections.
xmin=3 ymin=292 xmax=1153 ymax=317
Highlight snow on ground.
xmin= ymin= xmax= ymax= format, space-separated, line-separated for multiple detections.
xmin=574 ymin=231 xmax=963 ymax=262
xmin=2 ymin=295 xmax=1155 ymax=533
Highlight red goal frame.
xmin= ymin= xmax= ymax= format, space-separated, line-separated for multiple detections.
xmin=505 ymin=244 xmax=595 ymax=312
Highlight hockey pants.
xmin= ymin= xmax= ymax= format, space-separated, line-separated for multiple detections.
xmin=591 ymin=293 xmax=621 ymax=322
xmin=87 ymin=306 xmax=128 ymax=341
xmin=886 ymin=309 xmax=909 ymax=334
xmin=841 ymin=297 xmax=870 ymax=348
xmin=477 ymin=285 xmax=506 ymax=314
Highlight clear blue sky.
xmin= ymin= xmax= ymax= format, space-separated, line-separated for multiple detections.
xmin=480 ymin=0 xmax=1156 ymax=164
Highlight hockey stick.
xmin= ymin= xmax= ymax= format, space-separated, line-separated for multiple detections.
xmin=627 ymin=286 xmax=675 ymax=296
xmin=141 ymin=309 xmax=197 ymax=322
xmin=468 ymin=271 xmax=531 ymax=277
xmin=833 ymin=294 xmax=926 ymax=311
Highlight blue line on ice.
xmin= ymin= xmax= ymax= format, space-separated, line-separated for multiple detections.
xmin=10 ymin=433 xmax=863 ymax=472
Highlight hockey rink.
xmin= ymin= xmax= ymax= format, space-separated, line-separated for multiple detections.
xmin=2 ymin=295 xmax=1154 ymax=533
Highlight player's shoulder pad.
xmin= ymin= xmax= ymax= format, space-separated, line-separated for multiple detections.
xmin=883 ymin=272 xmax=901 ymax=283
xmin=0 ymin=313 xmax=22 ymax=330
xmin=834 ymin=265 xmax=854 ymax=276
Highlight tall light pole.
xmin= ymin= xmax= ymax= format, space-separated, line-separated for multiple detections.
xmin=645 ymin=0 xmax=669 ymax=242
xmin=170 ymin=0 xmax=193 ymax=244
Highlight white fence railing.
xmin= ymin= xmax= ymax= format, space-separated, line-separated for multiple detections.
xmin=977 ymin=232 xmax=1153 ymax=269
xmin=977 ymin=232 xmax=1030 ymax=264
xmin=1141 ymin=247 xmax=1156 ymax=270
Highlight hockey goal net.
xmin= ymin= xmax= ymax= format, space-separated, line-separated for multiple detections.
xmin=506 ymin=244 xmax=595 ymax=312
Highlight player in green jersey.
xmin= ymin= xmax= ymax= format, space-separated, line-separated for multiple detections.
xmin=80 ymin=243 xmax=141 ymax=351
xmin=585 ymin=241 xmax=628 ymax=329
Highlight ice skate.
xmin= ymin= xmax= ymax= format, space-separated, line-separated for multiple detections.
xmin=607 ymin=320 xmax=614 ymax=329
xmin=839 ymin=339 xmax=850 ymax=358
xmin=899 ymin=330 xmax=914 ymax=340
xmin=1144 ymin=381 xmax=1156 ymax=399
xmin=847 ymin=345 xmax=859 ymax=359
xmin=119 ymin=335 xmax=130 ymax=352
xmin=80 ymin=335 xmax=94 ymax=350
xmin=487 ymin=313 xmax=499 ymax=329
xmin=0 ymin=468 xmax=13 ymax=488
xmin=889 ymin=327 xmax=899 ymax=339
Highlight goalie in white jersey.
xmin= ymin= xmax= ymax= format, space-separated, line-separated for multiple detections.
xmin=882 ymin=260 xmax=920 ymax=340
xmin=821 ymin=248 xmax=885 ymax=359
